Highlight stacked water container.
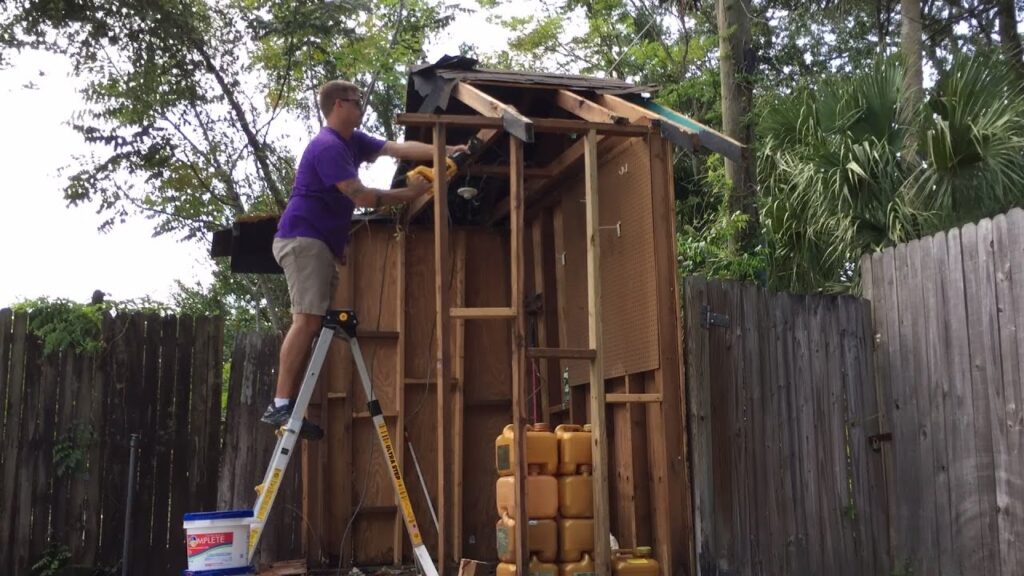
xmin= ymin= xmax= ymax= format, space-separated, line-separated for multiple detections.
xmin=495 ymin=423 xmax=559 ymax=576
xmin=554 ymin=425 xmax=595 ymax=576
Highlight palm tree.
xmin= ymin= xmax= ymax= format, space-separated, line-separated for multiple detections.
xmin=756 ymin=53 xmax=1024 ymax=293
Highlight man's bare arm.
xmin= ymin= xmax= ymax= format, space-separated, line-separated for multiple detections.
xmin=380 ymin=140 xmax=469 ymax=161
xmin=336 ymin=175 xmax=432 ymax=208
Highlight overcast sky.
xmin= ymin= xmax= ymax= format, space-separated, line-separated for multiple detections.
xmin=0 ymin=2 xmax=525 ymax=307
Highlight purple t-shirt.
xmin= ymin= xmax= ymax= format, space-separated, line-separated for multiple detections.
xmin=276 ymin=126 xmax=386 ymax=257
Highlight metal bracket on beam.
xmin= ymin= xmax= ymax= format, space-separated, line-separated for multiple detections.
xmin=502 ymin=109 xmax=534 ymax=143
xmin=700 ymin=304 xmax=730 ymax=329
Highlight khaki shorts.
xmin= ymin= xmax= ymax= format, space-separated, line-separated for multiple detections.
xmin=273 ymin=237 xmax=339 ymax=315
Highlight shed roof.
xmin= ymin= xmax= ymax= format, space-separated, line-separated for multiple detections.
xmin=392 ymin=55 xmax=741 ymax=226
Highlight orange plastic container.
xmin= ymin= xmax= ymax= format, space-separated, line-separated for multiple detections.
xmin=557 ymin=518 xmax=594 ymax=562
xmin=560 ymin=552 xmax=595 ymax=576
xmin=496 ymin=470 xmax=558 ymax=519
xmin=557 ymin=465 xmax=593 ymax=518
xmin=496 ymin=423 xmax=559 ymax=476
xmin=496 ymin=516 xmax=558 ymax=563
xmin=613 ymin=547 xmax=660 ymax=576
xmin=555 ymin=424 xmax=592 ymax=475
xmin=496 ymin=556 xmax=559 ymax=576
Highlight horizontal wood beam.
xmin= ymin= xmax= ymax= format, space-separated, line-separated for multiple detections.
xmin=405 ymin=377 xmax=458 ymax=385
xmin=527 ymin=347 xmax=597 ymax=359
xmin=359 ymin=330 xmax=400 ymax=340
xmin=606 ymin=393 xmax=663 ymax=404
xmin=354 ymin=410 xmax=400 ymax=418
xmin=452 ymin=82 xmax=534 ymax=142
xmin=490 ymin=134 xmax=622 ymax=224
xmin=449 ymin=307 xmax=516 ymax=319
xmin=556 ymin=89 xmax=627 ymax=124
xmin=467 ymin=164 xmax=552 ymax=178
xmin=396 ymin=114 xmax=650 ymax=137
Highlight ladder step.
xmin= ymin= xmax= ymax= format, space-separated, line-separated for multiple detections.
xmin=450 ymin=307 xmax=516 ymax=319
xmin=606 ymin=393 xmax=662 ymax=404
xmin=354 ymin=410 xmax=400 ymax=419
xmin=359 ymin=330 xmax=400 ymax=339
xmin=405 ymin=377 xmax=459 ymax=385
xmin=466 ymin=398 xmax=512 ymax=408
xmin=527 ymin=347 xmax=597 ymax=359
xmin=357 ymin=504 xmax=399 ymax=514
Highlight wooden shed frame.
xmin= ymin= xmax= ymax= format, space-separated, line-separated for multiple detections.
xmin=295 ymin=57 xmax=742 ymax=576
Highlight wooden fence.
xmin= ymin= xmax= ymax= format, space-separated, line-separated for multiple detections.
xmin=684 ymin=278 xmax=889 ymax=576
xmin=860 ymin=207 xmax=1024 ymax=576
xmin=0 ymin=310 xmax=222 ymax=574
xmin=218 ymin=331 xmax=303 ymax=564
xmin=0 ymin=310 xmax=301 ymax=575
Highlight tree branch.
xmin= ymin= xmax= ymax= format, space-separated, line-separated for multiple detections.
xmin=192 ymin=38 xmax=287 ymax=211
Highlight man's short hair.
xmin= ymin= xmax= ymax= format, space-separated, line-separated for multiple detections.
xmin=319 ymin=80 xmax=361 ymax=119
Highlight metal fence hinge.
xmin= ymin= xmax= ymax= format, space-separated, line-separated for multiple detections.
xmin=868 ymin=432 xmax=892 ymax=453
xmin=700 ymin=304 xmax=730 ymax=329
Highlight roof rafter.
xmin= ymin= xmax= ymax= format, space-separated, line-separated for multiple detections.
xmin=452 ymin=81 xmax=534 ymax=142
xmin=555 ymin=89 xmax=627 ymax=125
xmin=595 ymin=94 xmax=743 ymax=162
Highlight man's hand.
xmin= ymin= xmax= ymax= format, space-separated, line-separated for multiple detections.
xmin=446 ymin=143 xmax=470 ymax=156
xmin=408 ymin=172 xmax=433 ymax=196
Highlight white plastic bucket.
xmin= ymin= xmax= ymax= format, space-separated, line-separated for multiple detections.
xmin=182 ymin=566 xmax=255 ymax=576
xmin=182 ymin=510 xmax=253 ymax=571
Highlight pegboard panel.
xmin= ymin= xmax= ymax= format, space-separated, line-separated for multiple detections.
xmin=557 ymin=138 xmax=660 ymax=385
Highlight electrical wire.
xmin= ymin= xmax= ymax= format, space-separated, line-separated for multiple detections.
xmin=337 ymin=227 xmax=391 ymax=573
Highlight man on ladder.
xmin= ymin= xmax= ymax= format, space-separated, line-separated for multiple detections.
xmin=262 ymin=78 xmax=467 ymax=437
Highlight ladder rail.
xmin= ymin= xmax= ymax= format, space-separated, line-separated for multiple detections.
xmin=247 ymin=312 xmax=439 ymax=576
xmin=247 ymin=326 xmax=333 ymax=562
xmin=347 ymin=335 xmax=437 ymax=576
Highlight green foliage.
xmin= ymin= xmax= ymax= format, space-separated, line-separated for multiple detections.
xmin=53 ymin=423 xmax=96 ymax=478
xmin=677 ymin=209 xmax=767 ymax=283
xmin=172 ymin=259 xmax=283 ymax=401
xmin=30 ymin=542 xmax=71 ymax=576
xmin=11 ymin=295 xmax=194 ymax=354
xmin=758 ymin=53 xmax=1024 ymax=293
xmin=12 ymin=298 xmax=107 ymax=355
xmin=1 ymin=0 xmax=458 ymax=325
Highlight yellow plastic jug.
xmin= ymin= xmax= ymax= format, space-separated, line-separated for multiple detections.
xmin=558 ymin=518 xmax=594 ymax=562
xmin=496 ymin=423 xmax=559 ymax=476
xmin=557 ymin=465 xmax=593 ymax=518
xmin=496 ymin=470 xmax=558 ymax=519
xmin=496 ymin=515 xmax=558 ymax=563
xmin=496 ymin=556 xmax=559 ymax=576
xmin=560 ymin=552 xmax=595 ymax=576
xmin=555 ymin=424 xmax=592 ymax=475
xmin=612 ymin=547 xmax=660 ymax=576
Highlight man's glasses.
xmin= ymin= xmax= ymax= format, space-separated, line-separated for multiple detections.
xmin=338 ymin=97 xmax=363 ymax=109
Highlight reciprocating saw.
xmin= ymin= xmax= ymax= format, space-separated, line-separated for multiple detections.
xmin=405 ymin=136 xmax=483 ymax=184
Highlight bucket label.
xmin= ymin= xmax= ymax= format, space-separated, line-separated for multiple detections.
xmin=187 ymin=531 xmax=234 ymax=564
xmin=496 ymin=445 xmax=511 ymax=471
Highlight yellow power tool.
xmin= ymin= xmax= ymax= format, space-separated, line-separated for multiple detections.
xmin=405 ymin=136 xmax=482 ymax=184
